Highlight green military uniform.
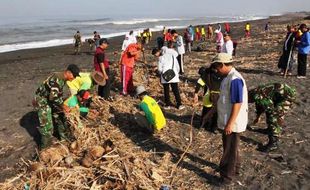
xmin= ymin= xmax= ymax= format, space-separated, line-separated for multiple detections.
xmin=74 ymin=32 xmax=82 ymax=54
xmin=34 ymin=72 xmax=68 ymax=148
xmin=249 ymin=83 xmax=296 ymax=151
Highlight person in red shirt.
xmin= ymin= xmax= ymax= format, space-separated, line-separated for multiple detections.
xmin=120 ymin=42 xmax=142 ymax=95
xmin=164 ymin=29 xmax=172 ymax=43
xmin=224 ymin=23 xmax=231 ymax=34
xmin=94 ymin=38 xmax=110 ymax=99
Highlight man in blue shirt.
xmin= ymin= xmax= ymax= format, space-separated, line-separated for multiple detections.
xmin=297 ymin=24 xmax=310 ymax=78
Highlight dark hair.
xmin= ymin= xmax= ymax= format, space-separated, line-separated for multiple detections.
xmin=300 ymin=23 xmax=307 ymax=29
xmin=138 ymin=91 xmax=148 ymax=97
xmin=198 ymin=67 xmax=206 ymax=76
xmin=66 ymin=64 xmax=80 ymax=78
xmin=99 ymin=38 xmax=109 ymax=45
xmin=77 ymin=90 xmax=87 ymax=98
xmin=170 ymin=29 xmax=177 ymax=35
xmin=77 ymin=90 xmax=92 ymax=107
xmin=167 ymin=40 xmax=174 ymax=48
xmin=94 ymin=31 xmax=97 ymax=34
xmin=152 ymin=48 xmax=160 ymax=55
xmin=129 ymin=30 xmax=133 ymax=35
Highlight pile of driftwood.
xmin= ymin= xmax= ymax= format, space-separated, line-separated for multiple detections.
xmin=0 ymin=93 xmax=196 ymax=190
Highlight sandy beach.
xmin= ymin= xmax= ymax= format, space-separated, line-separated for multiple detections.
xmin=0 ymin=12 xmax=309 ymax=189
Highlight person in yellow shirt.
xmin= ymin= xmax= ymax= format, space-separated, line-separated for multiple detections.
xmin=66 ymin=72 xmax=92 ymax=95
xmin=201 ymin=26 xmax=206 ymax=41
xmin=135 ymin=86 xmax=166 ymax=133
xmin=245 ymin=23 xmax=251 ymax=38
xmin=195 ymin=26 xmax=201 ymax=41
xmin=147 ymin=28 xmax=152 ymax=42
xmin=66 ymin=71 xmax=106 ymax=95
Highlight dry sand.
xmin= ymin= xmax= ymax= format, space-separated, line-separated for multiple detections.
xmin=0 ymin=13 xmax=309 ymax=189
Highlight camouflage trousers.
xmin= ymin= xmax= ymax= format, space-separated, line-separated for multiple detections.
xmin=74 ymin=44 xmax=81 ymax=54
xmin=34 ymin=96 xmax=68 ymax=148
xmin=265 ymin=101 xmax=292 ymax=137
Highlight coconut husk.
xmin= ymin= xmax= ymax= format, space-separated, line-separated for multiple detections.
xmin=28 ymin=162 xmax=45 ymax=172
xmin=89 ymin=146 xmax=105 ymax=159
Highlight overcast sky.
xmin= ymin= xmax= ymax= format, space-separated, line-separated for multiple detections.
xmin=0 ymin=0 xmax=309 ymax=19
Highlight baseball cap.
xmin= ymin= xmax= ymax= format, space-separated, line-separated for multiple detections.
xmin=66 ymin=64 xmax=80 ymax=77
xmin=211 ymin=53 xmax=233 ymax=64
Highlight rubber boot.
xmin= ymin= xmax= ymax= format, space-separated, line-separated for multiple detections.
xmin=57 ymin=124 xmax=69 ymax=142
xmin=40 ymin=135 xmax=52 ymax=150
xmin=263 ymin=136 xmax=278 ymax=152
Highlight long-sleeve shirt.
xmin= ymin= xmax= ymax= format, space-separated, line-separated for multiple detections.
xmin=35 ymin=72 xmax=66 ymax=107
xmin=216 ymin=32 xmax=224 ymax=46
xmin=175 ymin=35 xmax=185 ymax=55
xmin=222 ymin=40 xmax=234 ymax=56
xmin=298 ymin=31 xmax=310 ymax=55
xmin=158 ymin=47 xmax=180 ymax=84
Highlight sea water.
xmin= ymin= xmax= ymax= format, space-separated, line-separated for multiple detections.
xmin=0 ymin=14 xmax=267 ymax=53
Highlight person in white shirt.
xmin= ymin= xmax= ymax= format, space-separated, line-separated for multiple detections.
xmin=211 ymin=53 xmax=248 ymax=184
xmin=152 ymin=46 xmax=185 ymax=110
xmin=215 ymin=29 xmax=224 ymax=53
xmin=121 ymin=30 xmax=137 ymax=51
xmin=221 ymin=34 xmax=234 ymax=56
xmin=171 ymin=29 xmax=186 ymax=74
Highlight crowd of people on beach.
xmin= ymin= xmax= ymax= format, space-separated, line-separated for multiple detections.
xmin=278 ymin=23 xmax=310 ymax=78
xmin=33 ymin=21 xmax=309 ymax=185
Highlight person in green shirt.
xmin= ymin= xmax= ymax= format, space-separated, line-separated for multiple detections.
xmin=64 ymin=90 xmax=92 ymax=117
xmin=135 ymin=86 xmax=166 ymax=133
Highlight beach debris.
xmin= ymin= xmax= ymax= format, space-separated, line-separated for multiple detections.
xmin=28 ymin=162 xmax=45 ymax=172
xmin=39 ymin=144 xmax=69 ymax=164
xmin=2 ymin=18 xmax=310 ymax=189
xmin=281 ymin=170 xmax=293 ymax=175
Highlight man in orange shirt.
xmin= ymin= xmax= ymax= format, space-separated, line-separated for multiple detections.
xmin=120 ymin=42 xmax=142 ymax=95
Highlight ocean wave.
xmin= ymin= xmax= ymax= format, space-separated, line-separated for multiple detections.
xmin=0 ymin=31 xmax=128 ymax=53
xmin=0 ymin=15 xmax=269 ymax=53
xmin=81 ymin=18 xmax=183 ymax=26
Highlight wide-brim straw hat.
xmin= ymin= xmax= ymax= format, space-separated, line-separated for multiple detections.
xmin=211 ymin=53 xmax=233 ymax=64
xmin=91 ymin=71 xmax=106 ymax=86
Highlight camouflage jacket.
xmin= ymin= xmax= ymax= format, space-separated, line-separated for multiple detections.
xmin=74 ymin=34 xmax=82 ymax=44
xmin=251 ymin=83 xmax=296 ymax=113
xmin=35 ymin=72 xmax=66 ymax=106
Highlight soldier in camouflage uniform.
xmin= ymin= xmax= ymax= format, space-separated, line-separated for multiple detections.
xmin=33 ymin=64 xmax=80 ymax=149
xmin=74 ymin=31 xmax=82 ymax=55
xmin=248 ymin=83 xmax=296 ymax=152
